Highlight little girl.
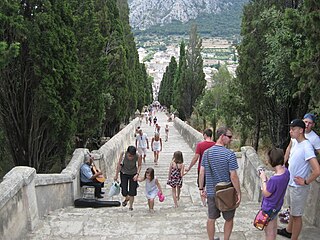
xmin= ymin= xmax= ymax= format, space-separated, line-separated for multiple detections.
xmin=167 ymin=151 xmax=185 ymax=207
xmin=259 ymin=148 xmax=290 ymax=240
xmin=165 ymin=124 xmax=169 ymax=142
xmin=151 ymin=133 xmax=162 ymax=165
xmin=139 ymin=167 xmax=163 ymax=213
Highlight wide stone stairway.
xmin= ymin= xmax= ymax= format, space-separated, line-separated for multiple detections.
xmin=27 ymin=112 xmax=319 ymax=240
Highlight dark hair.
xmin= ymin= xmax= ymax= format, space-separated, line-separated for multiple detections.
xmin=144 ymin=167 xmax=155 ymax=181
xmin=216 ymin=126 xmax=230 ymax=138
xmin=267 ymin=148 xmax=284 ymax=167
xmin=173 ymin=151 xmax=183 ymax=164
xmin=127 ymin=145 xmax=136 ymax=155
xmin=203 ymin=128 xmax=213 ymax=138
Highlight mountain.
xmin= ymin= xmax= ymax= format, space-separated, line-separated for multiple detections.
xmin=128 ymin=0 xmax=247 ymax=37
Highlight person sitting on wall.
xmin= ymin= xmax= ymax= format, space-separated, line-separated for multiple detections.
xmin=80 ymin=154 xmax=105 ymax=198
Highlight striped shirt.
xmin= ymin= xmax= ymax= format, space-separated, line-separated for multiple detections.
xmin=201 ymin=145 xmax=238 ymax=196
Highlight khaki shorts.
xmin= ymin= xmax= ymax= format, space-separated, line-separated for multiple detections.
xmin=207 ymin=196 xmax=235 ymax=220
xmin=288 ymin=186 xmax=310 ymax=216
xmin=137 ymin=147 xmax=147 ymax=156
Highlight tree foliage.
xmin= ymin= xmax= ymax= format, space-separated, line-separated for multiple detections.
xmin=0 ymin=0 xmax=151 ymax=173
xmin=173 ymin=25 xmax=206 ymax=120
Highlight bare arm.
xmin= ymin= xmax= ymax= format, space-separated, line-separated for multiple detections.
xmin=114 ymin=152 xmax=124 ymax=181
xmin=259 ymin=171 xmax=272 ymax=198
xmin=284 ymin=140 xmax=292 ymax=164
xmin=180 ymin=163 xmax=186 ymax=176
xmin=151 ymin=137 xmax=154 ymax=151
xmin=167 ymin=162 xmax=172 ymax=180
xmin=294 ymin=157 xmax=320 ymax=185
xmin=230 ymin=170 xmax=241 ymax=204
xmin=186 ymin=153 xmax=200 ymax=172
xmin=134 ymin=155 xmax=143 ymax=181
xmin=155 ymin=178 xmax=162 ymax=193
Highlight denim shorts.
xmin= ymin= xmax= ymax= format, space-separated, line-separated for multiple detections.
xmin=263 ymin=209 xmax=280 ymax=221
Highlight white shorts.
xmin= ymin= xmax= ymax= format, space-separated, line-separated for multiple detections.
xmin=138 ymin=147 xmax=147 ymax=156
xmin=288 ymin=185 xmax=310 ymax=216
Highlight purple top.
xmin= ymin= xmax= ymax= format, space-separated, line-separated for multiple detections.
xmin=261 ymin=168 xmax=290 ymax=211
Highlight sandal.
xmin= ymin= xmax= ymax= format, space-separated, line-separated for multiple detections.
xmin=122 ymin=199 xmax=128 ymax=207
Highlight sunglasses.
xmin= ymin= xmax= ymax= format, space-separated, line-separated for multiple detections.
xmin=225 ymin=134 xmax=233 ymax=139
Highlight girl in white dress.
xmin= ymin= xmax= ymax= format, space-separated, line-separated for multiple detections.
xmin=151 ymin=133 xmax=162 ymax=165
xmin=139 ymin=167 xmax=163 ymax=212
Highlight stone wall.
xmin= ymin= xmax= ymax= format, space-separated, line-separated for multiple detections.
xmin=0 ymin=118 xmax=139 ymax=240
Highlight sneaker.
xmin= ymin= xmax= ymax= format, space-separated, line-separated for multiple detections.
xmin=96 ymin=195 xmax=103 ymax=199
xmin=277 ymin=228 xmax=292 ymax=238
xmin=214 ymin=237 xmax=220 ymax=240
xmin=279 ymin=209 xmax=289 ymax=218
xmin=280 ymin=216 xmax=290 ymax=224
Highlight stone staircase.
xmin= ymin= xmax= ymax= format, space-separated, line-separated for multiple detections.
xmin=27 ymin=112 xmax=319 ymax=240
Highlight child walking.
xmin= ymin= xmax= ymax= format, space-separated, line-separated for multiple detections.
xmin=258 ymin=148 xmax=290 ymax=240
xmin=165 ymin=124 xmax=169 ymax=142
xmin=139 ymin=167 xmax=163 ymax=213
xmin=167 ymin=151 xmax=185 ymax=207
xmin=151 ymin=133 xmax=162 ymax=165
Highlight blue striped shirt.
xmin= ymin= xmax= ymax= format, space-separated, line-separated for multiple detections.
xmin=201 ymin=145 xmax=238 ymax=196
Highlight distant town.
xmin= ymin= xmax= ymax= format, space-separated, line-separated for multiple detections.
xmin=135 ymin=35 xmax=239 ymax=100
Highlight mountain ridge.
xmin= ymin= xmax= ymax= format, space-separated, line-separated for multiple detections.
xmin=129 ymin=0 xmax=247 ymax=35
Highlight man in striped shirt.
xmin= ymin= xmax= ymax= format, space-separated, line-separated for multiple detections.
xmin=199 ymin=127 xmax=241 ymax=240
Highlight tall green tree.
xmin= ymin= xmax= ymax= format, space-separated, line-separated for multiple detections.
xmin=158 ymin=56 xmax=177 ymax=107
xmin=174 ymin=25 xmax=206 ymax=120
xmin=0 ymin=0 xmax=79 ymax=172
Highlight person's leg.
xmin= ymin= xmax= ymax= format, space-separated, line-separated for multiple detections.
xmin=120 ymin=173 xmax=129 ymax=205
xmin=223 ymin=218 xmax=233 ymax=240
xmin=172 ymin=187 xmax=178 ymax=207
xmin=279 ymin=186 xmax=309 ymax=239
xmin=290 ymin=216 xmax=302 ymax=240
xmin=149 ymin=198 xmax=155 ymax=211
xmin=207 ymin=218 xmax=216 ymax=240
xmin=207 ymin=196 xmax=221 ymax=240
xmin=264 ymin=218 xmax=277 ymax=240
xmin=153 ymin=151 xmax=156 ymax=163
xmin=128 ymin=175 xmax=138 ymax=210
xmin=128 ymin=196 xmax=134 ymax=210
xmin=177 ymin=186 xmax=181 ymax=200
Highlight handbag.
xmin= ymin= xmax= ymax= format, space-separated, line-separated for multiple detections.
xmin=253 ymin=209 xmax=271 ymax=230
xmin=215 ymin=182 xmax=239 ymax=211
xmin=208 ymin=161 xmax=239 ymax=212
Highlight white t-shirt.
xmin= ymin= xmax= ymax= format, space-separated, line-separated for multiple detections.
xmin=136 ymin=133 xmax=148 ymax=148
xmin=305 ymin=130 xmax=320 ymax=151
xmin=289 ymin=139 xmax=316 ymax=187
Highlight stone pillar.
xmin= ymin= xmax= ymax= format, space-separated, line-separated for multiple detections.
xmin=3 ymin=166 xmax=39 ymax=231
